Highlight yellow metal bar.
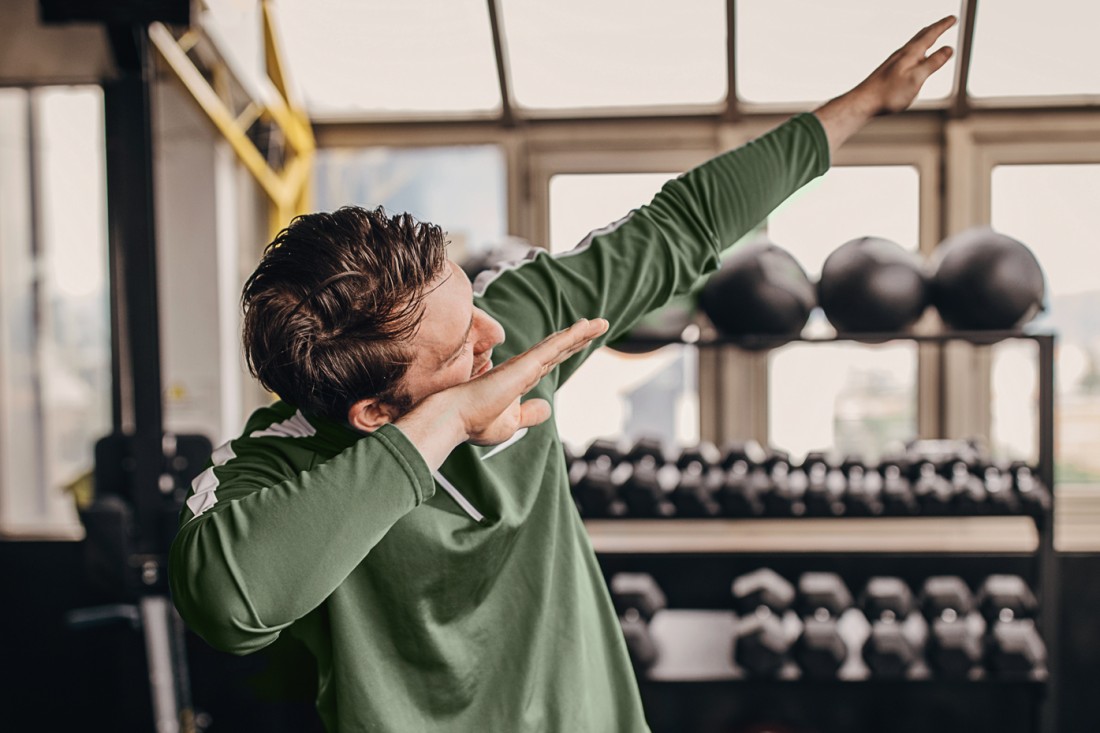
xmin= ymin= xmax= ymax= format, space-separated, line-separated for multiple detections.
xmin=259 ymin=84 xmax=315 ymax=155
xmin=261 ymin=0 xmax=315 ymax=155
xmin=262 ymin=0 xmax=294 ymax=108
xmin=149 ymin=22 xmax=284 ymax=202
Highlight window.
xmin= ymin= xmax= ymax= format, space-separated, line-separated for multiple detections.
xmin=313 ymin=145 xmax=507 ymax=262
xmin=0 ymin=87 xmax=110 ymax=537
xmin=989 ymin=164 xmax=1100 ymax=485
xmin=969 ymin=0 xmax=1100 ymax=99
xmin=766 ymin=166 xmax=922 ymax=462
xmin=276 ymin=0 xmax=500 ymax=117
xmin=501 ymin=0 xmax=726 ymax=111
xmin=737 ymin=0 xmax=959 ymax=105
xmin=549 ymin=172 xmax=699 ymax=450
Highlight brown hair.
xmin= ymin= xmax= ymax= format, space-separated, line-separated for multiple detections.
xmin=242 ymin=206 xmax=449 ymax=422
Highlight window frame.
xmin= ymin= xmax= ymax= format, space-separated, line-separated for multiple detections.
xmin=945 ymin=111 xmax=1100 ymax=550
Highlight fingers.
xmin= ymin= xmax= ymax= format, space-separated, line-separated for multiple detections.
xmin=916 ymin=45 xmax=954 ymax=81
xmin=527 ymin=318 xmax=610 ymax=371
xmin=517 ymin=398 xmax=552 ymax=429
xmin=478 ymin=317 xmax=610 ymax=398
xmin=907 ymin=15 xmax=957 ymax=52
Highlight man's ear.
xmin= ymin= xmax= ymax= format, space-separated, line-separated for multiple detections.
xmin=347 ymin=397 xmax=395 ymax=433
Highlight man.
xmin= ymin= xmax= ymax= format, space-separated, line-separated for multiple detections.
xmin=170 ymin=16 xmax=956 ymax=732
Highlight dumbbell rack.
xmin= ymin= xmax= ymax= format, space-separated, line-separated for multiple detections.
xmin=588 ymin=331 xmax=1058 ymax=733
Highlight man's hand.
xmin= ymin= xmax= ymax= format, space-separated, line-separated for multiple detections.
xmin=454 ymin=317 xmax=609 ymax=446
xmin=396 ymin=318 xmax=609 ymax=469
xmin=814 ymin=15 xmax=957 ymax=154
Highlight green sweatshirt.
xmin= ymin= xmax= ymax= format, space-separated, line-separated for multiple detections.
xmin=169 ymin=113 xmax=829 ymax=732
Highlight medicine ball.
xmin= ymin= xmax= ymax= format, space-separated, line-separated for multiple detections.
xmin=817 ymin=236 xmax=928 ymax=333
xmin=608 ymin=294 xmax=695 ymax=354
xmin=460 ymin=237 xmax=537 ymax=285
xmin=932 ymin=227 xmax=1046 ymax=330
xmin=700 ymin=241 xmax=814 ymax=341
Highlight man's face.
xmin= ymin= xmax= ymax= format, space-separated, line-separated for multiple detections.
xmin=397 ymin=260 xmax=505 ymax=406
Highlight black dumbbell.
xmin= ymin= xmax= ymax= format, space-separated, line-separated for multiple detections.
xmin=670 ymin=443 xmax=722 ymax=518
xmin=574 ymin=439 xmax=629 ymax=518
xmin=610 ymin=572 xmax=668 ymax=671
xmin=843 ymin=456 xmax=885 ymax=516
xmin=762 ymin=449 xmax=806 ymax=517
xmin=879 ymin=457 xmax=919 ymax=515
xmin=980 ymin=462 xmax=1020 ymax=514
xmin=920 ymin=576 xmax=983 ymax=679
xmin=977 ymin=575 xmax=1047 ymax=680
xmin=1009 ymin=463 xmax=1052 ymax=516
xmin=715 ymin=443 xmax=768 ymax=517
xmin=732 ymin=568 xmax=800 ymax=677
xmin=861 ymin=576 xmax=925 ymax=678
xmin=947 ymin=458 xmax=988 ymax=514
xmin=912 ymin=459 xmax=954 ymax=514
xmin=803 ymin=452 xmax=846 ymax=517
xmin=794 ymin=572 xmax=853 ymax=678
xmin=620 ymin=438 xmax=678 ymax=518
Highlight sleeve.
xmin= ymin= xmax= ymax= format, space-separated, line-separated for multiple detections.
xmin=473 ymin=112 xmax=830 ymax=386
xmin=168 ymin=422 xmax=435 ymax=655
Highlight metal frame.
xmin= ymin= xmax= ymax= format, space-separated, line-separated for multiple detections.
xmin=148 ymin=0 xmax=314 ymax=239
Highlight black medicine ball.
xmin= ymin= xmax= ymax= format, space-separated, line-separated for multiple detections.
xmin=932 ymin=227 xmax=1046 ymax=330
xmin=818 ymin=236 xmax=929 ymax=333
xmin=700 ymin=241 xmax=814 ymax=340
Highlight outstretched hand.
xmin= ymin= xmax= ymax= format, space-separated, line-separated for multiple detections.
xmin=814 ymin=15 xmax=956 ymax=153
xmin=855 ymin=15 xmax=957 ymax=115
xmin=456 ymin=318 xmax=609 ymax=446
xmin=396 ymin=318 xmax=608 ymax=468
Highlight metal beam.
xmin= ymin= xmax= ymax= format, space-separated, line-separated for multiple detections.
xmin=486 ymin=0 xmax=516 ymax=126
xmin=103 ymin=25 xmax=164 ymax=555
xmin=723 ymin=0 xmax=739 ymax=122
xmin=950 ymin=0 xmax=979 ymax=118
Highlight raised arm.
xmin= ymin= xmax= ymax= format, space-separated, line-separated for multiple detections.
xmin=814 ymin=15 xmax=956 ymax=154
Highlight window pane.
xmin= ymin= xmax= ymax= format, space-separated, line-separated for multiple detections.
xmin=766 ymin=166 xmax=921 ymax=461
xmin=313 ymin=145 xmax=507 ymax=262
xmin=970 ymin=0 xmax=1100 ymax=98
xmin=0 ymin=89 xmax=41 ymax=526
xmin=0 ymin=86 xmax=110 ymax=533
xmin=990 ymin=165 xmax=1100 ymax=485
xmin=502 ymin=0 xmax=726 ymax=110
xmin=737 ymin=0 xmax=959 ymax=105
xmin=277 ymin=0 xmax=500 ymax=116
xmin=549 ymin=173 xmax=699 ymax=449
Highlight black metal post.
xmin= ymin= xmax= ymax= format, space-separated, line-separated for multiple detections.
xmin=1036 ymin=334 xmax=1058 ymax=733
xmin=102 ymin=26 xmax=165 ymax=560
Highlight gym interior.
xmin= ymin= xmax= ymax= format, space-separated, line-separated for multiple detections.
xmin=2 ymin=2 xmax=1099 ymax=732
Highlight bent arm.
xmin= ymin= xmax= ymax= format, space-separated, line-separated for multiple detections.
xmin=169 ymin=422 xmax=433 ymax=654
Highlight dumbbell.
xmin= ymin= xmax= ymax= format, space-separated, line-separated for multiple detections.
xmin=1009 ymin=462 xmax=1052 ymax=516
xmin=912 ymin=459 xmax=954 ymax=514
xmin=920 ymin=575 xmax=984 ymax=679
xmin=762 ymin=449 xmax=807 ymax=517
xmin=670 ymin=443 xmax=722 ymax=518
xmin=879 ymin=456 xmax=919 ymax=515
xmin=715 ymin=442 xmax=769 ymax=517
xmin=979 ymin=462 xmax=1020 ymax=514
xmin=794 ymin=572 xmax=853 ymax=678
xmin=619 ymin=438 xmax=678 ymax=518
xmin=861 ymin=576 xmax=925 ymax=678
xmin=610 ymin=572 xmax=667 ymax=671
xmin=977 ymin=575 xmax=1048 ymax=679
xmin=803 ymin=452 xmax=846 ymax=517
xmin=947 ymin=458 xmax=988 ymax=513
xmin=573 ymin=439 xmax=629 ymax=518
xmin=843 ymin=456 xmax=885 ymax=516
xmin=732 ymin=568 xmax=800 ymax=677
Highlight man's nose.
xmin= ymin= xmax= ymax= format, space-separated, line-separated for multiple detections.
xmin=474 ymin=310 xmax=505 ymax=350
